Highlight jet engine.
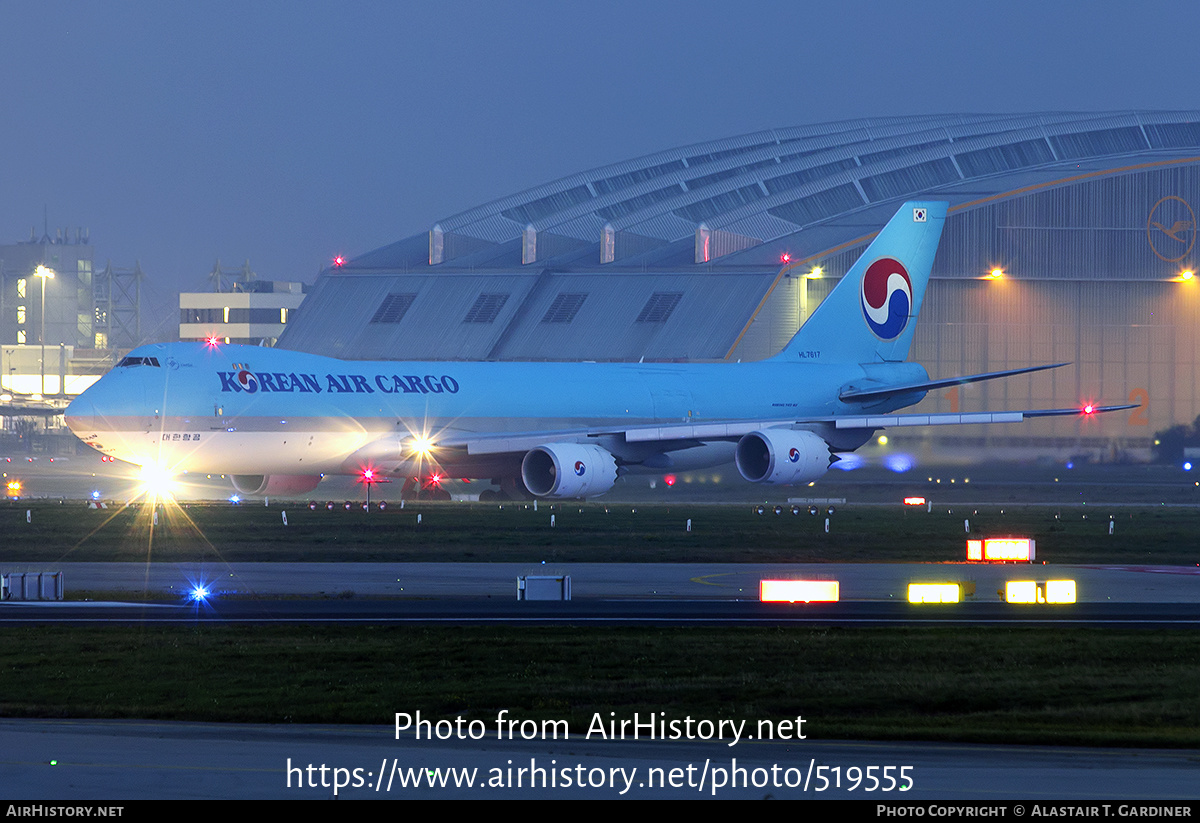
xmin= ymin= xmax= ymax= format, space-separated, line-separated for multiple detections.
xmin=734 ymin=429 xmax=832 ymax=485
xmin=230 ymin=474 xmax=324 ymax=497
xmin=521 ymin=443 xmax=618 ymax=499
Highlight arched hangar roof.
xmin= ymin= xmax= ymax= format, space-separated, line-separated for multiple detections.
xmin=348 ymin=110 xmax=1200 ymax=271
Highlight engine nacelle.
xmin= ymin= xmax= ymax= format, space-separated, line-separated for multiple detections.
xmin=230 ymin=474 xmax=324 ymax=497
xmin=734 ymin=429 xmax=831 ymax=485
xmin=521 ymin=443 xmax=618 ymax=499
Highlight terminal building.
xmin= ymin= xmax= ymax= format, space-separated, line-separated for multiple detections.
xmin=276 ymin=111 xmax=1200 ymax=459
xmin=0 ymin=229 xmax=143 ymax=403
xmin=180 ymin=281 xmax=307 ymax=347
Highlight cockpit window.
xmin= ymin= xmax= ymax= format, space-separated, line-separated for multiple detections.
xmin=117 ymin=356 xmax=161 ymax=368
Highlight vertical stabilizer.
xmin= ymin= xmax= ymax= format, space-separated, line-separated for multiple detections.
xmin=770 ymin=200 xmax=947 ymax=364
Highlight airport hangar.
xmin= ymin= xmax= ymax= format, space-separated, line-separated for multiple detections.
xmin=276 ymin=111 xmax=1200 ymax=463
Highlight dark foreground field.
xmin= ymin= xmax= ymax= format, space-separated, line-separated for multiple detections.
xmin=1 ymin=625 xmax=1197 ymax=748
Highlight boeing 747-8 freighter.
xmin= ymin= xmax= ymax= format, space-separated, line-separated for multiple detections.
xmin=63 ymin=201 xmax=1131 ymax=498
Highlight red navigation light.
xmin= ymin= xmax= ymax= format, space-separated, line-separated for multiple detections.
xmin=204 ymin=334 xmax=221 ymax=347
xmin=780 ymin=252 xmax=791 ymax=264
xmin=333 ymin=255 xmax=346 ymax=267
xmin=664 ymin=474 xmax=677 ymax=487
xmin=1082 ymin=403 xmax=1095 ymax=415
xmin=429 ymin=473 xmax=442 ymax=486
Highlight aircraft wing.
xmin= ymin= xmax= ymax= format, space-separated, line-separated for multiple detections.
xmin=430 ymin=403 xmax=1137 ymax=455
xmin=828 ymin=404 xmax=1137 ymax=429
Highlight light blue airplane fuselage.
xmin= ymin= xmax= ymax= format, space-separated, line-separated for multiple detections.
xmin=64 ymin=341 xmax=925 ymax=473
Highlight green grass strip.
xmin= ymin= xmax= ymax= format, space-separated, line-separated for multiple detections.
xmin=2 ymin=626 xmax=1197 ymax=747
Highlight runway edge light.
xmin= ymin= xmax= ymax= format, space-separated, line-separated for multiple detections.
xmin=760 ymin=580 xmax=839 ymax=603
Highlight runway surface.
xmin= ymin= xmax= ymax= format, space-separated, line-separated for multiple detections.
xmin=4 ymin=598 xmax=1199 ymax=628
xmin=9 ymin=560 xmax=1200 ymax=599
xmin=4 ymin=718 xmax=1198 ymax=800
xmin=2 ymin=561 xmax=1197 ymax=627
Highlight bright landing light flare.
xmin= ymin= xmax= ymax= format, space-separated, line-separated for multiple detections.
xmin=409 ymin=437 xmax=435 ymax=457
xmin=138 ymin=464 xmax=179 ymax=500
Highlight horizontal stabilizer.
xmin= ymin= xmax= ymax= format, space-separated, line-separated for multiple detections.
xmin=839 ymin=363 xmax=1069 ymax=403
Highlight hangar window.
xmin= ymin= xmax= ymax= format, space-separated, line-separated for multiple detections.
xmin=1048 ymin=126 xmax=1147 ymax=160
xmin=859 ymin=158 xmax=960 ymax=202
xmin=674 ymin=184 xmax=766 ymax=223
xmin=955 ymin=139 xmax=1055 ymax=177
xmin=593 ymin=160 xmax=687 ymax=194
xmin=636 ymin=293 xmax=683 ymax=323
xmin=687 ymin=158 xmax=780 ymax=191
xmin=542 ymin=293 xmax=587 ymax=324
xmin=501 ymin=185 xmax=593 ymax=224
xmin=777 ymin=145 xmax=839 ymax=165
xmin=464 ymin=293 xmax=509 ymax=324
xmin=370 ymin=293 xmax=417 ymax=324
xmin=762 ymin=159 xmax=859 ymax=195
xmin=1144 ymin=122 xmax=1200 ymax=150
xmin=769 ymin=183 xmax=865 ymax=226
xmin=858 ymin=139 xmax=950 ymax=166
xmin=596 ymin=185 xmax=686 ymax=221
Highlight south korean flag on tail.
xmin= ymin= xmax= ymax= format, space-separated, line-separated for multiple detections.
xmin=912 ymin=207 xmax=927 ymax=223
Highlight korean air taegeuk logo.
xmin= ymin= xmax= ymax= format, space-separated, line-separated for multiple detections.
xmin=860 ymin=257 xmax=912 ymax=340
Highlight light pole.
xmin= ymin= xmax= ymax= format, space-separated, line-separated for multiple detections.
xmin=34 ymin=265 xmax=54 ymax=396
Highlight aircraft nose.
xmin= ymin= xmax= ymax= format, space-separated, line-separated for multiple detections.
xmin=64 ymin=390 xmax=96 ymax=433
xmin=65 ymin=368 xmax=150 ymax=435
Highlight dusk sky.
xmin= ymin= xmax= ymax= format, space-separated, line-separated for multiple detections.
xmin=3 ymin=1 xmax=1197 ymax=340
